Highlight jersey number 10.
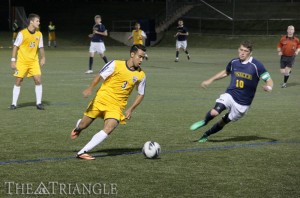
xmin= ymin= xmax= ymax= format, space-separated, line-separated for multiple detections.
xmin=235 ymin=80 xmax=244 ymax=88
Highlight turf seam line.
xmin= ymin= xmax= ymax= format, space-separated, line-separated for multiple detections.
xmin=0 ymin=141 xmax=299 ymax=165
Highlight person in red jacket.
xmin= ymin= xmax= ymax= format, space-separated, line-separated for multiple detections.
xmin=277 ymin=25 xmax=300 ymax=88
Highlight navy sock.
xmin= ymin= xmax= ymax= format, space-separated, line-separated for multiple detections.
xmin=176 ymin=51 xmax=179 ymax=58
xmin=103 ymin=56 xmax=108 ymax=64
xmin=205 ymin=123 xmax=224 ymax=136
xmin=204 ymin=111 xmax=214 ymax=124
xmin=284 ymin=75 xmax=289 ymax=83
xmin=89 ymin=57 xmax=93 ymax=70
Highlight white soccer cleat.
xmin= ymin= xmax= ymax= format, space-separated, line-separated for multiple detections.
xmin=85 ymin=70 xmax=93 ymax=74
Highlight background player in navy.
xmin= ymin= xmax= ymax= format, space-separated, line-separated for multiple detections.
xmin=86 ymin=15 xmax=108 ymax=74
xmin=190 ymin=41 xmax=273 ymax=142
xmin=174 ymin=19 xmax=190 ymax=62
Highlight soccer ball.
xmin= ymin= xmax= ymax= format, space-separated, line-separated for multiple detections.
xmin=142 ymin=141 xmax=161 ymax=159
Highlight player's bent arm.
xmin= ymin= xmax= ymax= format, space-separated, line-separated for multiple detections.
xmin=263 ymin=78 xmax=274 ymax=92
xmin=261 ymin=72 xmax=273 ymax=92
xmin=82 ymin=75 xmax=103 ymax=97
xmin=10 ymin=45 xmax=19 ymax=70
xmin=39 ymin=47 xmax=46 ymax=66
xmin=277 ymin=47 xmax=282 ymax=56
xmin=201 ymin=70 xmax=229 ymax=88
xmin=125 ymin=94 xmax=144 ymax=120
xmin=295 ymin=48 xmax=300 ymax=55
xmin=10 ymin=46 xmax=18 ymax=69
xmin=96 ymin=30 xmax=108 ymax=36
xmin=141 ymin=31 xmax=147 ymax=39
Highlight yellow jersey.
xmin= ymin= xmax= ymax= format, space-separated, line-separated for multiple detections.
xmin=132 ymin=29 xmax=146 ymax=45
xmin=48 ymin=24 xmax=55 ymax=32
xmin=14 ymin=28 xmax=43 ymax=63
xmin=96 ymin=60 xmax=146 ymax=109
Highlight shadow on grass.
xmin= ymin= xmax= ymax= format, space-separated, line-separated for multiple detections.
xmin=17 ymin=101 xmax=51 ymax=108
xmin=90 ymin=148 xmax=142 ymax=157
xmin=286 ymin=82 xmax=299 ymax=88
xmin=208 ymin=135 xmax=277 ymax=143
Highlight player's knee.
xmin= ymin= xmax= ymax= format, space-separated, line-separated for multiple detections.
xmin=222 ymin=113 xmax=231 ymax=124
xmin=103 ymin=126 xmax=115 ymax=135
xmin=33 ymin=77 xmax=42 ymax=85
xmin=15 ymin=78 xmax=23 ymax=86
xmin=210 ymin=109 xmax=219 ymax=117
xmin=213 ymin=102 xmax=226 ymax=115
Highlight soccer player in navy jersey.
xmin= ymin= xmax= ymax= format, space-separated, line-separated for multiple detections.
xmin=174 ymin=19 xmax=190 ymax=62
xmin=85 ymin=15 xmax=108 ymax=74
xmin=190 ymin=41 xmax=274 ymax=142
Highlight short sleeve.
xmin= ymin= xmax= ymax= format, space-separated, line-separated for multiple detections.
xmin=38 ymin=34 xmax=44 ymax=48
xmin=99 ymin=61 xmax=115 ymax=80
xmin=137 ymin=76 xmax=146 ymax=95
xmin=14 ymin=32 xmax=23 ymax=46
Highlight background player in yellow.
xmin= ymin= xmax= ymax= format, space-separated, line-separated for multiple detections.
xmin=10 ymin=13 xmax=46 ymax=110
xmin=71 ymin=44 xmax=147 ymax=160
xmin=128 ymin=22 xmax=149 ymax=60
xmin=48 ymin=21 xmax=57 ymax=47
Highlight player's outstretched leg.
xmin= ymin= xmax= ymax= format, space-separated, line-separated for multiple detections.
xmin=175 ymin=51 xmax=179 ymax=62
xmin=190 ymin=120 xmax=206 ymax=131
xmin=76 ymin=152 xmax=95 ymax=160
xmin=198 ymin=113 xmax=231 ymax=143
xmin=185 ymin=50 xmax=190 ymax=60
xmin=76 ymin=130 xmax=108 ymax=160
xmin=190 ymin=110 xmax=216 ymax=131
xmin=198 ymin=122 xmax=223 ymax=143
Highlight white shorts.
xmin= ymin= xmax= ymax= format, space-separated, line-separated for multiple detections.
xmin=216 ymin=93 xmax=250 ymax=122
xmin=176 ymin=40 xmax=187 ymax=50
xmin=89 ymin=42 xmax=106 ymax=54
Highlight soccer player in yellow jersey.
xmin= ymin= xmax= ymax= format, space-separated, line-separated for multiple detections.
xmin=128 ymin=22 xmax=149 ymax=60
xmin=71 ymin=44 xmax=147 ymax=160
xmin=10 ymin=13 xmax=46 ymax=110
xmin=48 ymin=21 xmax=57 ymax=47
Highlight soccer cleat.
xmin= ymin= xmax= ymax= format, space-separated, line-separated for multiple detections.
xmin=187 ymin=55 xmax=190 ymax=60
xmin=145 ymin=55 xmax=148 ymax=60
xmin=76 ymin=153 xmax=95 ymax=160
xmin=190 ymin=120 xmax=206 ymax=131
xmin=36 ymin=104 xmax=45 ymax=110
xmin=281 ymin=83 xmax=287 ymax=88
xmin=85 ymin=70 xmax=93 ymax=74
xmin=10 ymin=105 xmax=17 ymax=110
xmin=175 ymin=58 xmax=179 ymax=62
xmin=198 ymin=134 xmax=208 ymax=143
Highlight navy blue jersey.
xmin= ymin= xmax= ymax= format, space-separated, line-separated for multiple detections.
xmin=176 ymin=26 xmax=188 ymax=41
xmin=225 ymin=57 xmax=268 ymax=105
xmin=91 ymin=23 xmax=106 ymax=42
